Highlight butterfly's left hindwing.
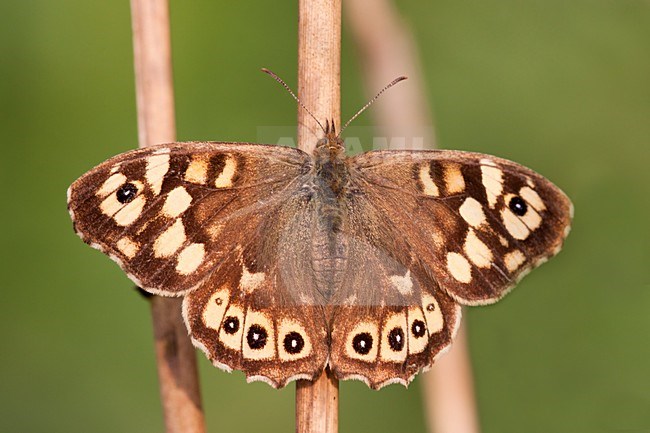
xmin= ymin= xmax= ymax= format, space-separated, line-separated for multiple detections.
xmin=328 ymin=269 xmax=462 ymax=389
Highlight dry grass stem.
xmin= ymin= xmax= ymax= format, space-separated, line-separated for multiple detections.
xmin=295 ymin=0 xmax=342 ymax=432
xmin=130 ymin=0 xmax=206 ymax=431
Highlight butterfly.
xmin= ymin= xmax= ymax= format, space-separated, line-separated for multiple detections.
xmin=67 ymin=119 xmax=572 ymax=389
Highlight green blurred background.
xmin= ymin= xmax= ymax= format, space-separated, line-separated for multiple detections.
xmin=1 ymin=1 xmax=648 ymax=432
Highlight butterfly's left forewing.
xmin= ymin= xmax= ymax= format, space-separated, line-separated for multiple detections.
xmin=350 ymin=149 xmax=573 ymax=306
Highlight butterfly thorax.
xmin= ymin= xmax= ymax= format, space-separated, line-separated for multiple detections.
xmin=312 ymin=133 xmax=350 ymax=230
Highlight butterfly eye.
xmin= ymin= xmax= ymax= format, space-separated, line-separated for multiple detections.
xmin=116 ymin=182 xmax=139 ymax=204
xmin=509 ymin=196 xmax=528 ymax=216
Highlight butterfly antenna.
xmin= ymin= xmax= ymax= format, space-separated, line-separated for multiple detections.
xmin=340 ymin=76 xmax=408 ymax=135
xmin=261 ymin=68 xmax=326 ymax=135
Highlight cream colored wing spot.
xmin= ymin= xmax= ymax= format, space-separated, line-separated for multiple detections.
xmin=96 ymin=173 xmax=127 ymax=198
xmin=202 ymin=287 xmax=230 ymax=331
xmin=100 ymin=190 xmax=147 ymax=227
xmin=444 ymin=163 xmax=465 ymax=194
xmin=219 ymin=304 xmax=245 ymax=350
xmin=407 ymin=307 xmax=428 ymax=354
xmin=503 ymin=193 xmax=543 ymax=239
xmin=207 ymin=222 xmax=223 ymax=240
xmin=214 ymin=155 xmax=237 ymax=188
xmin=154 ymin=219 xmax=186 ymax=258
xmin=176 ymin=243 xmax=205 ymax=275
xmin=389 ymin=271 xmax=413 ymax=295
xmin=446 ymin=252 xmax=472 ymax=283
xmin=116 ymin=237 xmax=139 ymax=259
xmin=418 ymin=164 xmax=439 ymax=197
xmin=277 ymin=319 xmax=312 ymax=361
xmin=480 ymin=161 xmax=503 ymax=208
xmin=497 ymin=234 xmax=509 ymax=247
xmin=99 ymin=180 xmax=145 ymax=224
xmin=113 ymin=195 xmax=147 ymax=226
xmin=504 ymin=250 xmax=526 ymax=272
xmin=519 ymin=186 xmax=547 ymax=211
xmin=345 ymin=321 xmax=379 ymax=362
xmin=240 ymin=265 xmax=266 ymax=293
xmin=421 ymin=293 xmax=444 ymax=334
xmin=145 ymin=153 xmax=170 ymax=195
xmin=459 ymin=197 xmax=487 ymax=228
xmin=501 ymin=207 xmax=531 ymax=240
xmin=520 ymin=206 xmax=542 ymax=231
xmin=243 ymin=310 xmax=276 ymax=360
xmin=379 ymin=312 xmax=408 ymax=363
xmin=184 ymin=154 xmax=209 ymax=184
xmin=162 ymin=186 xmax=193 ymax=218
xmin=430 ymin=229 xmax=444 ymax=248
xmin=464 ymin=229 xmax=493 ymax=268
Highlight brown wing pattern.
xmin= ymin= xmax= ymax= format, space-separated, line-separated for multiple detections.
xmin=68 ymin=141 xmax=573 ymax=389
xmin=68 ymin=141 xmax=333 ymax=387
xmin=68 ymin=142 xmax=310 ymax=295
xmin=182 ymin=250 xmax=329 ymax=387
xmin=322 ymin=179 xmax=462 ymax=389
xmin=328 ymin=269 xmax=461 ymax=389
xmin=350 ymin=149 xmax=573 ymax=305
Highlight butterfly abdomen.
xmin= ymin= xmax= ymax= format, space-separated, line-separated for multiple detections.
xmin=309 ymin=193 xmax=350 ymax=300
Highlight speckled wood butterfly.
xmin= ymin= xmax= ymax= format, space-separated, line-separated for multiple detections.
xmin=68 ymin=119 xmax=572 ymax=389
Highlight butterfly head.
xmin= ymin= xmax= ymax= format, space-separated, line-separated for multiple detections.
xmin=315 ymin=118 xmax=345 ymax=158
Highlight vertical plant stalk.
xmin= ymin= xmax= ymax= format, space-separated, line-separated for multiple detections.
xmin=421 ymin=325 xmax=480 ymax=433
xmin=345 ymin=0 xmax=434 ymax=149
xmin=296 ymin=0 xmax=342 ymax=153
xmin=295 ymin=0 xmax=341 ymax=432
xmin=345 ymin=1 xmax=481 ymax=432
xmin=130 ymin=1 xmax=206 ymax=432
